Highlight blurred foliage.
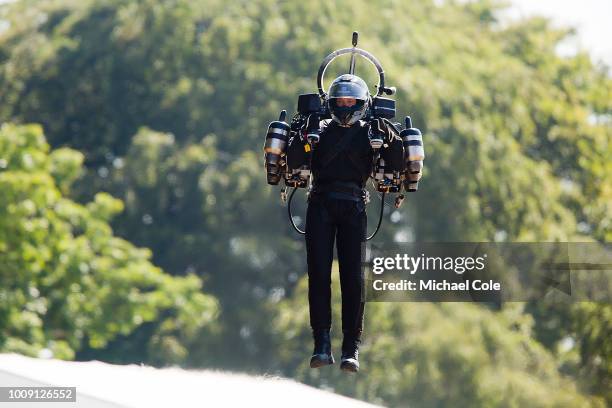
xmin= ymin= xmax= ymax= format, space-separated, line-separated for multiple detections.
xmin=0 ymin=123 xmax=217 ymax=364
xmin=0 ymin=0 xmax=610 ymax=406
xmin=275 ymin=265 xmax=605 ymax=407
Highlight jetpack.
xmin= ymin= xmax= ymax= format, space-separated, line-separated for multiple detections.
xmin=263 ymin=32 xmax=425 ymax=240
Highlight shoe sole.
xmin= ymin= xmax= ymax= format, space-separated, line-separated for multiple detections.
xmin=340 ymin=359 xmax=359 ymax=373
xmin=310 ymin=354 xmax=334 ymax=368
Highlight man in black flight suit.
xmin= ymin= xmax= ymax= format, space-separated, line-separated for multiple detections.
xmin=300 ymin=74 xmax=402 ymax=373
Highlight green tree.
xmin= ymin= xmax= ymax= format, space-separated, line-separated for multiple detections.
xmin=273 ymin=268 xmax=606 ymax=408
xmin=1 ymin=0 xmax=609 ymax=242
xmin=0 ymin=0 xmax=610 ymax=405
xmin=0 ymin=123 xmax=218 ymax=363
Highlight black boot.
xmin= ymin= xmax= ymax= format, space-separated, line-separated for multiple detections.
xmin=340 ymin=334 xmax=360 ymax=373
xmin=310 ymin=329 xmax=334 ymax=368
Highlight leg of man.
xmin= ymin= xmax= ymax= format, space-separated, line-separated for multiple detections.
xmin=305 ymin=196 xmax=337 ymax=367
xmin=305 ymin=197 xmax=336 ymax=330
xmin=336 ymin=199 xmax=366 ymax=372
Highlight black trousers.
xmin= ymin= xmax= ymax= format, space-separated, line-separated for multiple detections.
xmin=305 ymin=194 xmax=366 ymax=337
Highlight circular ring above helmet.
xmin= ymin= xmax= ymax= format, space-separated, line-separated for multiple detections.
xmin=316 ymin=47 xmax=386 ymax=98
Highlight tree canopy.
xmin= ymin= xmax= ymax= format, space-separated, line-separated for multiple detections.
xmin=0 ymin=0 xmax=610 ymax=406
xmin=0 ymin=123 xmax=218 ymax=364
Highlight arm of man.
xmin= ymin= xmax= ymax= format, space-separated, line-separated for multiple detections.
xmin=286 ymin=115 xmax=321 ymax=170
xmin=374 ymin=119 xmax=404 ymax=173
xmin=286 ymin=133 xmax=309 ymax=169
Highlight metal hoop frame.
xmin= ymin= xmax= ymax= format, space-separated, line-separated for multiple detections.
xmin=316 ymin=47 xmax=386 ymax=98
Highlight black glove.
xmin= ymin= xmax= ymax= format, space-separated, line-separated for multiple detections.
xmin=375 ymin=119 xmax=404 ymax=172
xmin=286 ymin=134 xmax=310 ymax=170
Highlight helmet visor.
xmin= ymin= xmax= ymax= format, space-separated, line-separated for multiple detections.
xmin=334 ymin=97 xmax=357 ymax=107
xmin=328 ymin=80 xmax=369 ymax=100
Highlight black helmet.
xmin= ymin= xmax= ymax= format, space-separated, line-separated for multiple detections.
xmin=327 ymin=74 xmax=370 ymax=126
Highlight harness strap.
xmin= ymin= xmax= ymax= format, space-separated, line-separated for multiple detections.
xmin=319 ymin=123 xmax=362 ymax=168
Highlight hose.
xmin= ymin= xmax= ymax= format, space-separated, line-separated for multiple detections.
xmin=287 ymin=186 xmax=306 ymax=235
xmin=366 ymin=191 xmax=385 ymax=241
xmin=287 ymin=186 xmax=386 ymax=241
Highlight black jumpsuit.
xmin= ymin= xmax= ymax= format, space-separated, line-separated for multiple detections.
xmin=305 ymin=120 xmax=374 ymax=339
